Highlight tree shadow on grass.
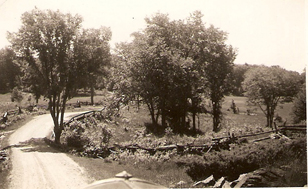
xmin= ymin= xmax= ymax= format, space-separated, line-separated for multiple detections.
xmin=144 ymin=122 xmax=204 ymax=137
xmin=144 ymin=123 xmax=166 ymax=137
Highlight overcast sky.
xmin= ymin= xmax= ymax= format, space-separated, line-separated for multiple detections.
xmin=0 ymin=0 xmax=306 ymax=73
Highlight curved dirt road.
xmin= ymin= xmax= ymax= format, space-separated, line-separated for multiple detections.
xmin=8 ymin=113 xmax=92 ymax=189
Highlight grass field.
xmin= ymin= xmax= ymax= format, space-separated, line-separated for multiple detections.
xmin=0 ymin=92 xmax=294 ymax=126
xmin=0 ymin=91 xmax=302 ymax=187
xmin=0 ymin=92 xmax=109 ymax=113
xmin=64 ymin=93 xmax=300 ymax=187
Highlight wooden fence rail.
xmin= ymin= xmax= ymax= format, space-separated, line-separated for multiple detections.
xmin=64 ymin=107 xmax=106 ymax=125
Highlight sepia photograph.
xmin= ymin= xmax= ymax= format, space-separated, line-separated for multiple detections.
xmin=0 ymin=0 xmax=306 ymax=188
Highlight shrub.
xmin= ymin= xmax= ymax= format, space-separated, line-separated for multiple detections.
xmin=61 ymin=117 xmax=113 ymax=157
xmin=176 ymin=137 xmax=307 ymax=181
xmin=10 ymin=87 xmax=23 ymax=103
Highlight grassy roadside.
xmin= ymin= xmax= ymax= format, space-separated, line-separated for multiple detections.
xmin=69 ymin=154 xmax=192 ymax=187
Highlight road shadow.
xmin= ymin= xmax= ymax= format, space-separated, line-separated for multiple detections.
xmin=18 ymin=138 xmax=66 ymax=153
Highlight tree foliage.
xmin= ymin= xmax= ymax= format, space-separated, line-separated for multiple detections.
xmin=8 ymin=8 xmax=84 ymax=143
xmin=74 ymin=27 xmax=112 ymax=104
xmin=229 ymin=64 xmax=254 ymax=96
xmin=243 ymin=65 xmax=300 ymax=128
xmin=0 ymin=48 xmax=20 ymax=93
xmin=113 ymin=11 xmax=236 ymax=133
xmin=292 ymin=82 xmax=306 ymax=124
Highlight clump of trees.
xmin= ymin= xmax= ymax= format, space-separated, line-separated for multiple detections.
xmin=243 ymin=65 xmax=301 ymax=128
xmin=8 ymin=8 xmax=111 ymax=143
xmin=111 ymin=11 xmax=236 ymax=133
xmin=0 ymin=48 xmax=20 ymax=93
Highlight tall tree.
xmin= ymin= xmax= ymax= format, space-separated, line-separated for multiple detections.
xmin=116 ymin=11 xmax=236 ymax=133
xmin=174 ymin=11 xmax=236 ymax=132
xmin=109 ymin=42 xmax=138 ymax=105
xmin=243 ymin=66 xmax=300 ymax=128
xmin=74 ymin=27 xmax=111 ymax=104
xmin=130 ymin=13 xmax=195 ymax=130
xmin=8 ymin=8 xmax=83 ymax=143
xmin=169 ymin=11 xmax=236 ymax=132
xmin=168 ymin=12 xmax=207 ymax=133
xmin=204 ymin=25 xmax=236 ymax=132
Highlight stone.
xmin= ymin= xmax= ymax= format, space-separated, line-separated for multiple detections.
xmin=230 ymin=173 xmax=248 ymax=188
xmin=176 ymin=181 xmax=187 ymax=187
xmin=193 ymin=175 xmax=215 ymax=187
xmin=213 ymin=177 xmax=226 ymax=188
xmin=222 ymin=181 xmax=231 ymax=188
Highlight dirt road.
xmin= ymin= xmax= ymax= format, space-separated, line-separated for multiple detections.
xmin=8 ymin=113 xmax=93 ymax=189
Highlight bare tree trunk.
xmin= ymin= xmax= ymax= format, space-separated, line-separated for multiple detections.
xmin=212 ymin=101 xmax=221 ymax=132
xmin=49 ymin=91 xmax=68 ymax=144
xmin=137 ymin=95 xmax=140 ymax=112
xmin=54 ymin=123 xmax=61 ymax=144
xmin=191 ymin=97 xmax=197 ymax=134
xmin=90 ymin=85 xmax=95 ymax=105
xmin=197 ymin=113 xmax=200 ymax=130
xmin=161 ymin=100 xmax=166 ymax=127
xmin=147 ymin=100 xmax=157 ymax=125
xmin=50 ymin=103 xmax=60 ymax=144
xmin=192 ymin=111 xmax=196 ymax=133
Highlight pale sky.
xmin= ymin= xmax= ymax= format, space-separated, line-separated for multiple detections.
xmin=0 ymin=0 xmax=306 ymax=73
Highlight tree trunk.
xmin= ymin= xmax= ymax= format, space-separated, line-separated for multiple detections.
xmin=212 ymin=101 xmax=221 ymax=132
xmin=49 ymin=92 xmax=68 ymax=144
xmin=54 ymin=125 xmax=61 ymax=144
xmin=183 ymin=101 xmax=188 ymax=129
xmin=266 ymin=103 xmax=275 ymax=128
xmin=161 ymin=110 xmax=166 ymax=127
xmin=51 ymin=112 xmax=61 ymax=144
xmin=268 ymin=107 xmax=275 ymax=129
xmin=192 ymin=111 xmax=196 ymax=133
xmin=137 ymin=95 xmax=140 ymax=112
xmin=191 ymin=97 xmax=197 ymax=134
xmin=147 ymin=100 xmax=157 ymax=125
xmin=90 ymin=85 xmax=95 ymax=105
xmin=161 ymin=107 xmax=166 ymax=127
xmin=197 ymin=113 xmax=200 ymax=130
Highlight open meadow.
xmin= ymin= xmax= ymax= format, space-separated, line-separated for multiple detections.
xmin=1 ymin=92 xmax=306 ymax=188
xmin=59 ymin=93 xmax=306 ymax=187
